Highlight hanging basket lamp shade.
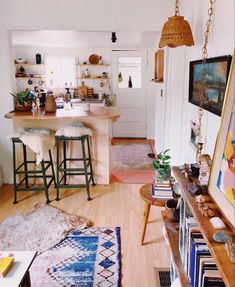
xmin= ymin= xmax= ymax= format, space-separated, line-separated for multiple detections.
xmin=159 ymin=0 xmax=194 ymax=48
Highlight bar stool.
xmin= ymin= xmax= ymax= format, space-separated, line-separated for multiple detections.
xmin=11 ymin=128 xmax=56 ymax=204
xmin=55 ymin=123 xmax=95 ymax=201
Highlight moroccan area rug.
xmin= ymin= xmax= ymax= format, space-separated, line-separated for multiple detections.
xmin=30 ymin=227 xmax=121 ymax=287
xmin=111 ymin=143 xmax=153 ymax=170
xmin=0 ymin=203 xmax=92 ymax=254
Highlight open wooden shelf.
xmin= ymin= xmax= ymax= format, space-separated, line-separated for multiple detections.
xmin=15 ymin=76 xmax=44 ymax=79
xmin=77 ymin=76 xmax=109 ymax=80
xmin=15 ymin=63 xmax=44 ymax=66
xmin=161 ymin=210 xmax=190 ymax=287
xmin=172 ymin=166 xmax=235 ymax=287
xmin=77 ymin=64 xmax=110 ymax=66
xmin=150 ymin=79 xmax=164 ymax=83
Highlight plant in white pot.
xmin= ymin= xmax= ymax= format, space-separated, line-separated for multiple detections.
xmin=153 ymin=149 xmax=171 ymax=182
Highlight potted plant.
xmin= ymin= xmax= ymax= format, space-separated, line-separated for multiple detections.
xmin=152 ymin=149 xmax=171 ymax=182
xmin=10 ymin=89 xmax=35 ymax=111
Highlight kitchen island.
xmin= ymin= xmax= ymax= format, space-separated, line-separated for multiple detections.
xmin=5 ymin=106 xmax=120 ymax=184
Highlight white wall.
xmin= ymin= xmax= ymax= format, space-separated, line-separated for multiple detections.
xmin=163 ymin=0 xmax=234 ymax=165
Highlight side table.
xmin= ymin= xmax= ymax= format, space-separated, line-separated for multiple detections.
xmin=139 ymin=184 xmax=167 ymax=245
xmin=0 ymin=251 xmax=37 ymax=287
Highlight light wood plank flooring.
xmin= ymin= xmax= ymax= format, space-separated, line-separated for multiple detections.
xmin=0 ymin=183 xmax=170 ymax=287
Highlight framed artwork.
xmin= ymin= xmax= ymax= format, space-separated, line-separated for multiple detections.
xmin=208 ymin=53 xmax=235 ymax=227
xmin=189 ymin=55 xmax=232 ymax=116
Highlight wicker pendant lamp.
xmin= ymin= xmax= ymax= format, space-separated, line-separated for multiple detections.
xmin=159 ymin=0 xmax=194 ymax=48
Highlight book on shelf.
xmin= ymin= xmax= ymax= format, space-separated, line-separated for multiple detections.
xmin=0 ymin=255 xmax=14 ymax=277
xmin=198 ymin=257 xmax=216 ymax=287
xmin=153 ymin=179 xmax=172 ymax=188
xmin=194 ymin=246 xmax=211 ymax=287
xmin=202 ymin=271 xmax=225 ymax=287
xmin=151 ymin=184 xmax=173 ymax=199
xmin=189 ymin=232 xmax=207 ymax=287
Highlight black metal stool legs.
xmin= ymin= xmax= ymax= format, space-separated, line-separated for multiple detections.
xmin=12 ymin=140 xmax=18 ymax=204
xmin=12 ymin=137 xmax=56 ymax=204
xmin=86 ymin=137 xmax=95 ymax=186
xmin=81 ymin=138 xmax=91 ymax=200
xmin=56 ymin=139 xmax=60 ymax=201
xmin=55 ymin=135 xmax=95 ymax=201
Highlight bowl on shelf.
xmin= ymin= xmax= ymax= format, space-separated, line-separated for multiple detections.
xmin=89 ymin=54 xmax=100 ymax=65
xmin=15 ymin=58 xmax=27 ymax=64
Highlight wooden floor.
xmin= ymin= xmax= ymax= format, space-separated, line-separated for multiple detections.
xmin=0 ymin=183 xmax=170 ymax=287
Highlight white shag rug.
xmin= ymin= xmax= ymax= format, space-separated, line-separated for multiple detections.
xmin=111 ymin=143 xmax=153 ymax=170
xmin=0 ymin=203 xmax=92 ymax=254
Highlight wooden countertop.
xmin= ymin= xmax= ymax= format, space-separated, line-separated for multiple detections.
xmin=5 ymin=106 xmax=120 ymax=121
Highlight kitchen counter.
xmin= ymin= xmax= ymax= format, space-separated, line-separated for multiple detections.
xmin=5 ymin=106 xmax=120 ymax=120
xmin=5 ymin=106 xmax=120 ymax=184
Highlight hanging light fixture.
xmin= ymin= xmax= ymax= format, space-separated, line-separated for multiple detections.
xmin=159 ymin=0 xmax=194 ymax=48
xmin=111 ymin=32 xmax=117 ymax=43
xmin=195 ymin=0 xmax=216 ymax=165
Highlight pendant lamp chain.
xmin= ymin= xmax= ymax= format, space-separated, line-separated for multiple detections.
xmin=175 ymin=0 xmax=180 ymax=16
xmin=196 ymin=0 xmax=216 ymax=164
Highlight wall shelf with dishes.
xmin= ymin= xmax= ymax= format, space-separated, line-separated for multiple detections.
xmin=14 ymin=62 xmax=45 ymax=92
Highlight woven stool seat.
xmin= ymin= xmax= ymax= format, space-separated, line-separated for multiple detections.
xmin=11 ymin=128 xmax=56 ymax=204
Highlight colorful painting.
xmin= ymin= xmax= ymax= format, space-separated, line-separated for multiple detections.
xmin=217 ymin=102 xmax=235 ymax=206
xmin=208 ymin=53 xmax=235 ymax=227
xmin=189 ymin=55 xmax=232 ymax=116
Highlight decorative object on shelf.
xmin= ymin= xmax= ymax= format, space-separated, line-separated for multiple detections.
xmin=99 ymin=56 xmax=103 ymax=64
xmin=195 ymin=194 xmax=211 ymax=203
xmin=198 ymin=202 xmax=216 ymax=218
xmin=165 ymin=198 xmax=180 ymax=221
xmin=10 ymin=89 xmax=35 ymax=111
xmin=102 ymin=72 xmax=108 ymax=78
xmin=85 ymin=68 xmax=90 ymax=78
xmin=213 ymin=231 xmax=230 ymax=243
xmin=225 ymin=238 xmax=235 ymax=263
xmin=188 ymin=55 xmax=232 ymax=116
xmin=194 ymin=0 xmax=216 ymax=165
xmin=159 ymin=0 xmax=194 ymax=48
xmin=88 ymin=54 xmax=100 ymax=65
xmin=15 ymin=57 xmax=27 ymax=64
xmin=100 ymin=80 xmax=104 ymax=88
xmin=154 ymin=50 xmax=164 ymax=82
xmin=111 ymin=32 xmax=117 ymax=43
xmin=118 ymin=72 xmax=123 ymax=83
xmin=198 ymin=154 xmax=212 ymax=186
xmin=208 ymin=53 xmax=235 ymax=227
xmin=45 ymin=93 xmax=56 ymax=113
xmin=28 ymin=79 xmax=33 ymax=85
xmin=77 ymin=81 xmax=88 ymax=97
xmin=187 ymin=182 xmax=203 ymax=196
xmin=36 ymin=53 xmax=42 ymax=64
xmin=128 ymin=76 xmax=133 ymax=88
xmin=210 ymin=217 xmax=226 ymax=229
xmin=153 ymin=149 xmax=171 ymax=182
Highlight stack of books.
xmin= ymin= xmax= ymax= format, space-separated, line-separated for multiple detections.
xmin=152 ymin=179 xmax=173 ymax=199
xmin=0 ymin=254 xmax=14 ymax=277
xmin=181 ymin=218 xmax=225 ymax=287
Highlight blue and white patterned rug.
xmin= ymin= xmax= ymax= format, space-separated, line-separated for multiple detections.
xmin=30 ymin=227 xmax=121 ymax=287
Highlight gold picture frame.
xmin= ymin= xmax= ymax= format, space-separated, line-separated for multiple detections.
xmin=208 ymin=52 xmax=235 ymax=227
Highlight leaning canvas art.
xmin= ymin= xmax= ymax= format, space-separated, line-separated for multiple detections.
xmin=208 ymin=53 xmax=235 ymax=227
xmin=189 ymin=55 xmax=232 ymax=116
xmin=217 ymin=102 xmax=235 ymax=206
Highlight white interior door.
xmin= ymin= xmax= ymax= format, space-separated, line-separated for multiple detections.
xmin=112 ymin=51 xmax=147 ymax=138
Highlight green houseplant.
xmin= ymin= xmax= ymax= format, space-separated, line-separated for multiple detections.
xmin=153 ymin=149 xmax=171 ymax=181
xmin=10 ymin=89 xmax=35 ymax=111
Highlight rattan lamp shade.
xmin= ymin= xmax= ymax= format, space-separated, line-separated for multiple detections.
xmin=159 ymin=15 xmax=194 ymax=48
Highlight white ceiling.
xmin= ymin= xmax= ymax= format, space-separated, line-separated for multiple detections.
xmin=11 ymin=30 xmax=160 ymax=49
